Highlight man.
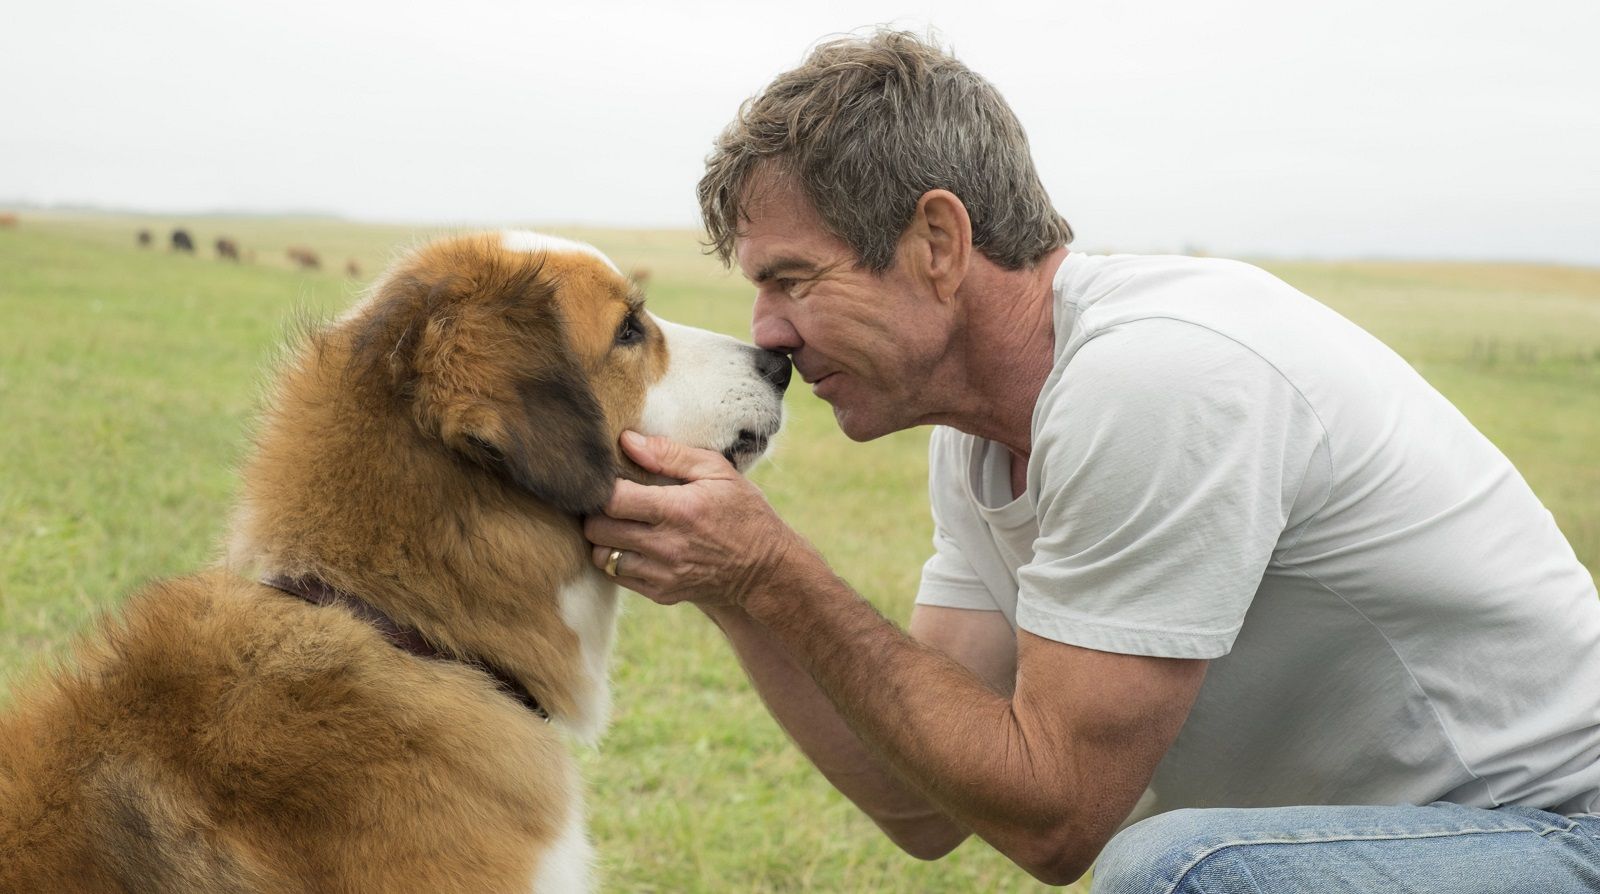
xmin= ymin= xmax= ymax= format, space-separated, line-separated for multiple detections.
xmin=584 ymin=31 xmax=1600 ymax=891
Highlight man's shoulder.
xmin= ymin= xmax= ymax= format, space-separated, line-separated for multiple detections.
xmin=1055 ymin=253 xmax=1355 ymax=384
xmin=1059 ymin=252 xmax=1290 ymax=318
xmin=1066 ymin=251 xmax=1268 ymax=278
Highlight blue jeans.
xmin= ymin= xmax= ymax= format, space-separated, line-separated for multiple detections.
xmin=1091 ymin=802 xmax=1600 ymax=893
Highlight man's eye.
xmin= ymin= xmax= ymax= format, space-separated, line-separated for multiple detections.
xmin=616 ymin=313 xmax=645 ymax=346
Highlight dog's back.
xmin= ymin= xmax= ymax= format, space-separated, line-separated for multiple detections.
xmin=0 ymin=570 xmax=577 ymax=893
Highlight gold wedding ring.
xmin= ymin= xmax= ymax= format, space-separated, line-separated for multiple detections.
xmin=604 ymin=548 xmax=624 ymax=578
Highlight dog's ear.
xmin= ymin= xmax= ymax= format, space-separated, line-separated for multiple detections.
xmin=453 ymin=359 xmax=617 ymax=515
xmin=348 ymin=273 xmax=617 ymax=515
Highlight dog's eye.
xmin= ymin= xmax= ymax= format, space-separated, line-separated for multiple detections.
xmin=616 ymin=313 xmax=645 ymax=346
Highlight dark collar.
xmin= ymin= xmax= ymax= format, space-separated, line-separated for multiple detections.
xmin=262 ymin=575 xmax=550 ymax=721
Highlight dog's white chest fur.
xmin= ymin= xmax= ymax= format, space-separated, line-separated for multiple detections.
xmin=529 ymin=804 xmax=595 ymax=893
xmin=555 ymin=571 xmax=620 ymax=745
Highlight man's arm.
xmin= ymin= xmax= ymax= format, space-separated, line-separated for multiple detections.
xmin=701 ymin=602 xmax=1016 ymax=859
xmin=739 ymin=546 xmax=1205 ymax=885
xmin=584 ymin=434 xmax=1207 ymax=885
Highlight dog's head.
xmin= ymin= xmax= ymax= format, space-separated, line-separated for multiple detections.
xmin=342 ymin=231 xmax=788 ymax=514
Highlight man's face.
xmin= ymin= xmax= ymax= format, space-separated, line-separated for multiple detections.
xmin=735 ymin=171 xmax=953 ymax=442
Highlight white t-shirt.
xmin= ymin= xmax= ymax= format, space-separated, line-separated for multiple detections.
xmin=917 ymin=252 xmax=1600 ymax=815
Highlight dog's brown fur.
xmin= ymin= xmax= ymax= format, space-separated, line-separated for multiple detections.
xmin=0 ymin=233 xmax=674 ymax=892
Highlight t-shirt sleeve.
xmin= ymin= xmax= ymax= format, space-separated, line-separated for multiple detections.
xmin=916 ymin=427 xmax=1004 ymax=613
xmin=1016 ymin=319 xmax=1325 ymax=658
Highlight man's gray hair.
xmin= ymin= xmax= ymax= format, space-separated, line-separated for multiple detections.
xmin=698 ymin=30 xmax=1073 ymax=273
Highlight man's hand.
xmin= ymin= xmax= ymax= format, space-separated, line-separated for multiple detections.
xmin=584 ymin=430 xmax=806 ymax=607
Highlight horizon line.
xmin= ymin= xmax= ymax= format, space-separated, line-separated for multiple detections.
xmin=4 ymin=201 xmax=1597 ymax=272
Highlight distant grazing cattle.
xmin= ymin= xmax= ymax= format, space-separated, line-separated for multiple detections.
xmin=171 ymin=229 xmax=195 ymax=253
xmin=137 ymin=229 xmax=153 ymax=247
xmin=215 ymin=238 xmax=240 ymax=261
xmin=0 ymin=213 xmax=18 ymax=228
xmin=286 ymin=246 xmax=321 ymax=270
xmin=344 ymin=258 xmax=361 ymax=278
xmin=629 ymin=266 xmax=652 ymax=290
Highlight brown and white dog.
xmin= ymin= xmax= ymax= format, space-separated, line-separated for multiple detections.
xmin=0 ymin=231 xmax=788 ymax=892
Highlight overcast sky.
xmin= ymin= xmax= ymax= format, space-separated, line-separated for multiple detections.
xmin=3 ymin=0 xmax=1596 ymax=264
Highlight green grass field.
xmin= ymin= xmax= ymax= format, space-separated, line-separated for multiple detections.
xmin=2 ymin=213 xmax=1597 ymax=891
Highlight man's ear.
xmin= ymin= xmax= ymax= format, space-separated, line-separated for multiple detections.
xmin=911 ymin=189 xmax=973 ymax=303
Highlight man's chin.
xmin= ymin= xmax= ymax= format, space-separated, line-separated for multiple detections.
xmin=831 ymin=403 xmax=896 ymax=443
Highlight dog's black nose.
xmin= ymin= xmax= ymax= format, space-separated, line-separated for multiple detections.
xmin=754 ymin=349 xmax=792 ymax=393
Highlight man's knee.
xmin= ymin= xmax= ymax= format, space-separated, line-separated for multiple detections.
xmin=1091 ymin=808 xmax=1248 ymax=894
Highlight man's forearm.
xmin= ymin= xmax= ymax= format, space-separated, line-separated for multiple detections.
xmin=737 ymin=548 xmax=1096 ymax=880
xmin=701 ymin=601 xmax=970 ymax=859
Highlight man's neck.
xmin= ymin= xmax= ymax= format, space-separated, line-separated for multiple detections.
xmin=929 ymin=247 xmax=1068 ymax=458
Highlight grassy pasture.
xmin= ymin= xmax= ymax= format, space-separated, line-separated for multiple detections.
xmin=1 ymin=213 xmax=1597 ymax=892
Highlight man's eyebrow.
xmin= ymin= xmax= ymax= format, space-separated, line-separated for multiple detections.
xmin=752 ymin=257 xmax=818 ymax=284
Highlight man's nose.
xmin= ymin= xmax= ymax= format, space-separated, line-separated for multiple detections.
xmin=751 ymin=290 xmax=801 ymax=353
